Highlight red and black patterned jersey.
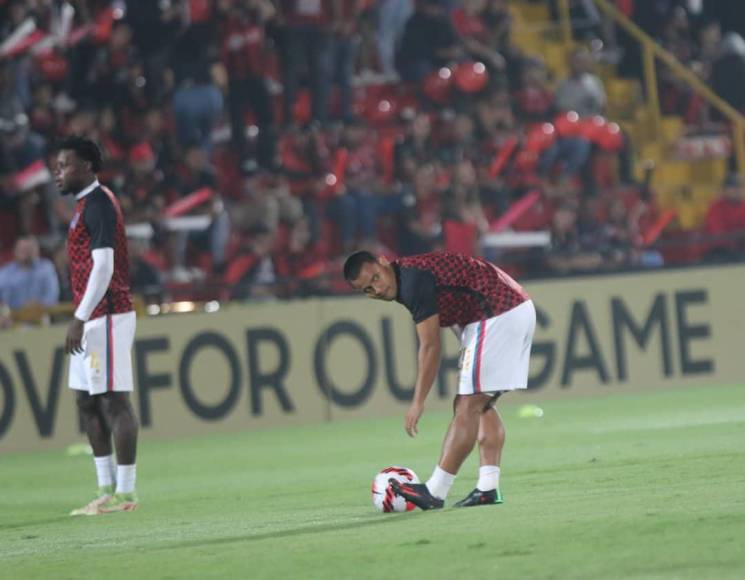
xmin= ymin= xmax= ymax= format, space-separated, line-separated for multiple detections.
xmin=220 ymin=17 xmax=266 ymax=79
xmin=393 ymin=252 xmax=529 ymax=327
xmin=67 ymin=185 xmax=133 ymax=320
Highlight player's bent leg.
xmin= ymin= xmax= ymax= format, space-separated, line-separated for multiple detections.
xmin=454 ymin=398 xmax=506 ymax=508
xmin=438 ymin=393 xmax=493 ymax=475
xmin=478 ymin=406 xmax=505 ymax=468
xmin=392 ymin=395 xmax=492 ymax=510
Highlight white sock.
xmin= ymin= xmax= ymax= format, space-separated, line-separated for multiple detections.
xmin=426 ymin=465 xmax=456 ymax=500
xmin=116 ymin=464 xmax=137 ymax=494
xmin=93 ymin=455 xmax=115 ymax=489
xmin=477 ymin=465 xmax=500 ymax=492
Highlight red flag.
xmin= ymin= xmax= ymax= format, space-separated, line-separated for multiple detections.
xmin=488 ymin=136 xmax=519 ymax=178
xmin=490 ymin=190 xmax=541 ymax=232
xmin=13 ymin=160 xmax=52 ymax=193
xmin=163 ymin=188 xmax=214 ymax=218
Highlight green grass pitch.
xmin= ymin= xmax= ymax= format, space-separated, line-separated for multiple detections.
xmin=2 ymin=384 xmax=744 ymax=579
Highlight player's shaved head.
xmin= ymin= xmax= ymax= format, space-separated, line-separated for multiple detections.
xmin=343 ymin=251 xmax=378 ymax=282
xmin=344 ymin=251 xmax=398 ymax=301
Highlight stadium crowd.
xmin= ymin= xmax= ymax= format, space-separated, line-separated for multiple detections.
xmin=1 ymin=0 xmax=745 ymax=324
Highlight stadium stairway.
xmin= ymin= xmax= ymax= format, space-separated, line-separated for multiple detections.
xmin=510 ymin=1 xmax=729 ymax=230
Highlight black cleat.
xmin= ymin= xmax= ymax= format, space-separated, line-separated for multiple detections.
xmin=389 ymin=479 xmax=444 ymax=510
xmin=453 ymin=488 xmax=503 ymax=507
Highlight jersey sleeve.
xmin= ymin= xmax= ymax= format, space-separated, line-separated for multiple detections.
xmin=83 ymin=191 xmax=117 ymax=250
xmin=398 ymin=267 xmax=438 ymax=323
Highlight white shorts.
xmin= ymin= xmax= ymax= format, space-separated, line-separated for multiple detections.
xmin=457 ymin=300 xmax=536 ymax=395
xmin=69 ymin=311 xmax=136 ymax=395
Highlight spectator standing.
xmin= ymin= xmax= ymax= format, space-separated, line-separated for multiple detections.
xmin=332 ymin=0 xmax=364 ymax=122
xmin=397 ymin=0 xmax=462 ymax=82
xmin=451 ymin=0 xmax=505 ymax=72
xmin=126 ymin=0 xmax=182 ymax=103
xmin=711 ymin=33 xmax=745 ymax=113
xmin=327 ymin=120 xmax=384 ymax=251
xmin=482 ymin=0 xmax=517 ymax=83
xmin=219 ymin=0 xmax=278 ymax=169
xmin=377 ymin=0 xmax=415 ymax=79
xmin=279 ymin=0 xmax=339 ymax=124
xmin=169 ymin=16 xmax=224 ymax=152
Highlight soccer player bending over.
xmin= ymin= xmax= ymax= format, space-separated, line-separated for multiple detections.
xmin=55 ymin=136 xmax=139 ymax=515
xmin=344 ymin=251 xmax=535 ymax=509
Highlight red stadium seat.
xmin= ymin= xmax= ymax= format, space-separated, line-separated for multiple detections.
xmin=423 ymin=67 xmax=454 ymax=104
xmin=454 ymin=61 xmax=489 ymax=94
xmin=554 ymin=111 xmax=582 ymax=137
xmin=524 ymin=123 xmax=557 ymax=153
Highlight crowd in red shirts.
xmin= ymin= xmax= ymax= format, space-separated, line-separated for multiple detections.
xmin=1 ymin=0 xmax=744 ymax=309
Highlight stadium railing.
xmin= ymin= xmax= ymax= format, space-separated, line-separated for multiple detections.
xmin=3 ymin=232 xmax=743 ymax=332
xmin=556 ymin=0 xmax=745 ymax=175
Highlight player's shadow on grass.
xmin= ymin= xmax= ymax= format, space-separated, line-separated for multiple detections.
xmin=156 ymin=512 xmax=433 ymax=550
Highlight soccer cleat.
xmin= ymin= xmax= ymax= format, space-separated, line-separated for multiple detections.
xmin=70 ymin=485 xmax=113 ymax=516
xmin=453 ymin=487 xmax=503 ymax=507
xmin=389 ymin=479 xmax=444 ymax=510
xmin=96 ymin=492 xmax=138 ymax=514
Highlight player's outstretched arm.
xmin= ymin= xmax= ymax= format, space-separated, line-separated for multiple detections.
xmin=405 ymin=314 xmax=441 ymax=437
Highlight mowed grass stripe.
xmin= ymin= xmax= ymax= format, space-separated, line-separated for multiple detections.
xmin=1 ymin=384 xmax=744 ymax=579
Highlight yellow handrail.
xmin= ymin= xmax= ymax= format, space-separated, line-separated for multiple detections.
xmin=584 ymin=0 xmax=745 ymax=175
xmin=558 ymin=0 xmax=572 ymax=46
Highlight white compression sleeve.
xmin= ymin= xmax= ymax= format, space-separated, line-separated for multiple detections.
xmin=74 ymin=247 xmax=114 ymax=321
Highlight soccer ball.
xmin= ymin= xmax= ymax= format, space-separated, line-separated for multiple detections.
xmin=371 ymin=466 xmax=419 ymax=512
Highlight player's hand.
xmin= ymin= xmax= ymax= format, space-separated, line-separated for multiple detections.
xmin=65 ymin=318 xmax=85 ymax=355
xmin=404 ymin=402 xmax=424 ymax=438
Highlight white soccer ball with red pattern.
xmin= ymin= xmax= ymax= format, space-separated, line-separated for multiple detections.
xmin=371 ymin=466 xmax=420 ymax=512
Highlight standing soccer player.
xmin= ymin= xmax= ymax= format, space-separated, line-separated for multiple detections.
xmin=54 ymin=136 xmax=140 ymax=515
xmin=344 ymin=251 xmax=535 ymax=509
